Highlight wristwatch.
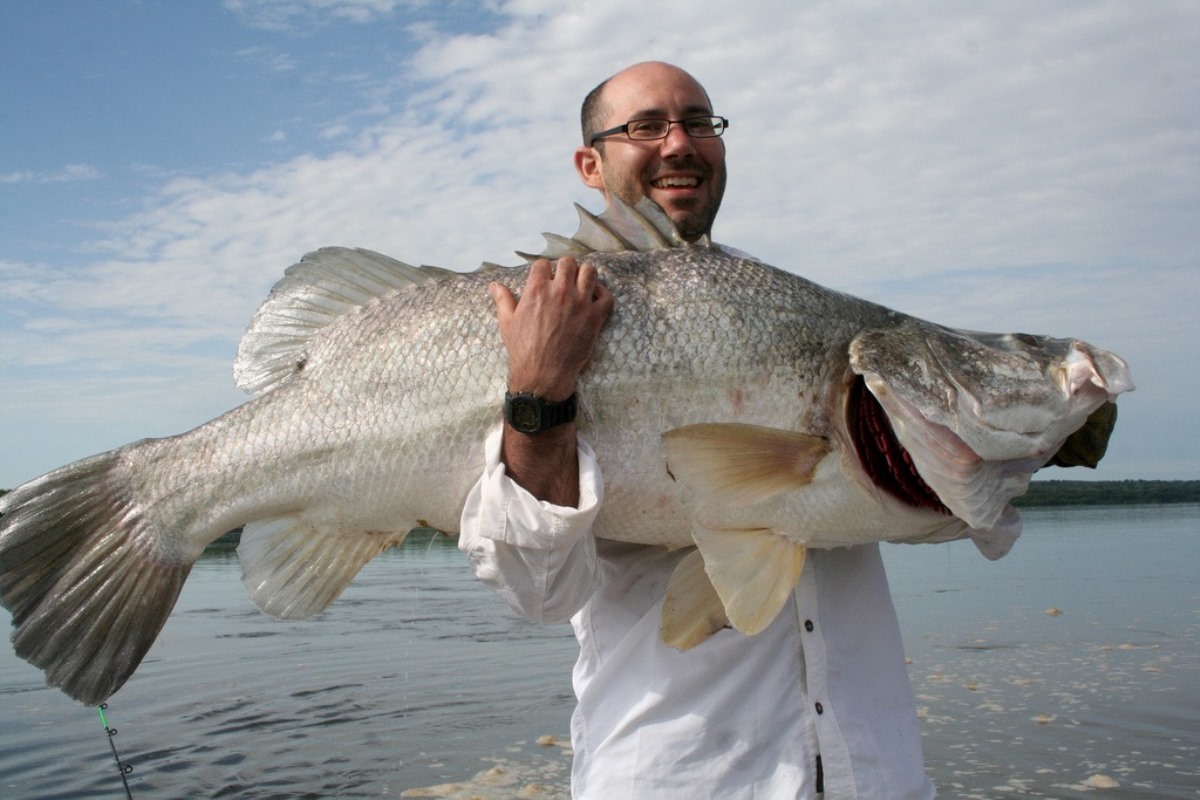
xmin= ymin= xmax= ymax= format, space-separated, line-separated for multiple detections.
xmin=504 ymin=391 xmax=578 ymax=435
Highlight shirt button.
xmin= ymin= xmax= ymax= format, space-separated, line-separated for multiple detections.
xmin=815 ymin=702 xmax=824 ymax=715
xmin=804 ymin=620 xmax=814 ymax=632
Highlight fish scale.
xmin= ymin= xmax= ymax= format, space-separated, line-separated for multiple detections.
xmin=0 ymin=198 xmax=1132 ymax=704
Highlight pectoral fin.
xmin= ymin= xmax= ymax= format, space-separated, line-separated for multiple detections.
xmin=661 ymin=549 xmax=730 ymax=650
xmin=691 ymin=525 xmax=807 ymax=637
xmin=662 ymin=423 xmax=831 ymax=505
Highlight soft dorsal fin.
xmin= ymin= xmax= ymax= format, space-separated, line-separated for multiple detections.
xmin=235 ymin=247 xmax=437 ymax=395
xmin=518 ymin=196 xmax=701 ymax=261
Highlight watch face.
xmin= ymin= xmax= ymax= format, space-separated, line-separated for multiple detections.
xmin=505 ymin=392 xmax=575 ymax=434
xmin=508 ymin=396 xmax=541 ymax=432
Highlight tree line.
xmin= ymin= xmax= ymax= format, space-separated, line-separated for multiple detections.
xmin=1014 ymin=480 xmax=1200 ymax=507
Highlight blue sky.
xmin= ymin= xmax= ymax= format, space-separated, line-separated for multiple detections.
xmin=1 ymin=0 xmax=1197 ymax=488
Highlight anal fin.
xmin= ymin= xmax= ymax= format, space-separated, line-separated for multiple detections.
xmin=661 ymin=549 xmax=730 ymax=650
xmin=238 ymin=515 xmax=408 ymax=619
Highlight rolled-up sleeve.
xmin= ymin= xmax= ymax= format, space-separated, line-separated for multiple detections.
xmin=459 ymin=425 xmax=603 ymax=623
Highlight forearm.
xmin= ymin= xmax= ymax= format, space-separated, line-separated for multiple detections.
xmin=500 ymin=422 xmax=581 ymax=508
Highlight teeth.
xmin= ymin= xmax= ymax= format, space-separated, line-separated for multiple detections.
xmin=653 ymin=176 xmax=699 ymax=188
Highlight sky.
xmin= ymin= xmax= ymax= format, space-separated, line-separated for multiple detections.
xmin=1 ymin=0 xmax=1197 ymax=489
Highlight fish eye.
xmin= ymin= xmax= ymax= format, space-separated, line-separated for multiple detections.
xmin=1010 ymin=333 xmax=1040 ymax=347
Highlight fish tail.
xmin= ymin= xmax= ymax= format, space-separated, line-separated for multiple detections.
xmin=0 ymin=450 xmax=192 ymax=705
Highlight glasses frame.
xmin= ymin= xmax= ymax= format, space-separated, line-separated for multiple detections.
xmin=588 ymin=116 xmax=729 ymax=147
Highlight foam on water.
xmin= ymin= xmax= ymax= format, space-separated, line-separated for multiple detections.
xmin=1 ymin=508 xmax=1197 ymax=798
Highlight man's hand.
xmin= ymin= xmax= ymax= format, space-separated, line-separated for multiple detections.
xmin=489 ymin=257 xmax=613 ymax=506
xmin=490 ymin=257 xmax=613 ymax=399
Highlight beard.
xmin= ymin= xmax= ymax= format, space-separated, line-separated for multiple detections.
xmin=603 ymin=154 xmax=727 ymax=242
xmin=672 ymin=190 xmax=724 ymax=241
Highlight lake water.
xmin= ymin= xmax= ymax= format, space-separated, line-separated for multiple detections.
xmin=1 ymin=504 xmax=1196 ymax=798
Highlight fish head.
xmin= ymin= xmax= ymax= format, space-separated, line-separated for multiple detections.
xmin=848 ymin=321 xmax=1134 ymax=556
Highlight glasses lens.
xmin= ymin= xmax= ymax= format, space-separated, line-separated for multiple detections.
xmin=685 ymin=117 xmax=724 ymax=137
xmin=627 ymin=119 xmax=670 ymax=139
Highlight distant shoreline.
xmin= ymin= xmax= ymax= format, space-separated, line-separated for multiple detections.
xmin=1013 ymin=479 xmax=1200 ymax=507
xmin=3 ymin=480 xmax=1199 ymax=510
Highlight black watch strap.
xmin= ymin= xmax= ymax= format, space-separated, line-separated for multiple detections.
xmin=504 ymin=392 xmax=577 ymax=435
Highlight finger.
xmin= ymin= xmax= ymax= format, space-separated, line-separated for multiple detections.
xmin=488 ymin=282 xmax=517 ymax=322
xmin=552 ymin=256 xmax=578 ymax=286
xmin=527 ymin=258 xmax=553 ymax=287
xmin=577 ymin=263 xmax=611 ymax=310
xmin=593 ymin=282 xmax=615 ymax=318
xmin=574 ymin=260 xmax=597 ymax=292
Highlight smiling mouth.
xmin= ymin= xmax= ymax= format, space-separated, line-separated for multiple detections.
xmin=651 ymin=176 xmax=700 ymax=189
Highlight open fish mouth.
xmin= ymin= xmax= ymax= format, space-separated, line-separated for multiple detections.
xmin=848 ymin=375 xmax=950 ymax=516
xmin=847 ymin=368 xmax=1118 ymax=521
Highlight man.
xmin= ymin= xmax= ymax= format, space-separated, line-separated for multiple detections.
xmin=459 ymin=61 xmax=934 ymax=799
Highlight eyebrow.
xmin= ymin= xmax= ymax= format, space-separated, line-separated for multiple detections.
xmin=628 ymin=103 xmax=713 ymax=119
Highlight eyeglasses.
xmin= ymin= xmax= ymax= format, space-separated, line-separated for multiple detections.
xmin=588 ymin=116 xmax=729 ymax=147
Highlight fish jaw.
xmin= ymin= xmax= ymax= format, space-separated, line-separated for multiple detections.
xmin=849 ymin=321 xmax=1134 ymax=553
xmin=853 ymin=377 xmax=1040 ymax=557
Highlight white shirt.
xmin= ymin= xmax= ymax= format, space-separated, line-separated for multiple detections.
xmin=460 ymin=427 xmax=935 ymax=799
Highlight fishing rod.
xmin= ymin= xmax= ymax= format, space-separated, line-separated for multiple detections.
xmin=97 ymin=704 xmax=134 ymax=799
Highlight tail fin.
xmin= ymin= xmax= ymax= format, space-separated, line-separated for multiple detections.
xmin=0 ymin=451 xmax=192 ymax=705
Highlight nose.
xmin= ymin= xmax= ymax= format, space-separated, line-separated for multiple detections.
xmin=659 ymin=121 xmax=698 ymax=157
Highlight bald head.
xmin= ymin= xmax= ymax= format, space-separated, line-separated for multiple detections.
xmin=581 ymin=62 xmax=712 ymax=147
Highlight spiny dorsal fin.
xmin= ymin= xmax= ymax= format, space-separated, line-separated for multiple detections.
xmin=572 ymin=203 xmax=632 ymax=251
xmin=235 ymin=247 xmax=437 ymax=396
xmin=523 ymin=196 xmax=704 ymax=262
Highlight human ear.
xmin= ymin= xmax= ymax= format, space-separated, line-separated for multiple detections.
xmin=574 ymin=146 xmax=606 ymax=190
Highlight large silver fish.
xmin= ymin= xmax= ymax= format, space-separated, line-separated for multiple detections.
xmin=0 ymin=199 xmax=1132 ymax=704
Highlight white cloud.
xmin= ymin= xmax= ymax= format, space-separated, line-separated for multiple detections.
xmin=225 ymin=0 xmax=420 ymax=30
xmin=318 ymin=122 xmax=352 ymax=140
xmin=2 ymin=0 xmax=1197 ymax=486
xmin=0 ymin=164 xmax=102 ymax=184
xmin=233 ymin=45 xmax=300 ymax=73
